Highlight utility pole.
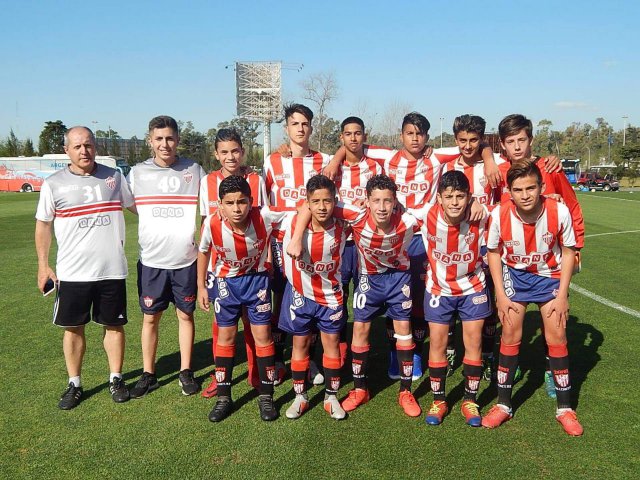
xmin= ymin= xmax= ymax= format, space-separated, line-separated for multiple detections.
xmin=439 ymin=117 xmax=444 ymax=148
xmin=623 ymin=115 xmax=628 ymax=146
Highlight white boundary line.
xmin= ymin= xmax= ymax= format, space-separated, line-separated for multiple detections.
xmin=570 ymin=283 xmax=640 ymax=319
xmin=578 ymin=194 xmax=637 ymax=202
xmin=585 ymin=229 xmax=640 ymax=239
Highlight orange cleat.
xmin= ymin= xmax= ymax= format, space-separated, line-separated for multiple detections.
xmin=460 ymin=400 xmax=482 ymax=427
xmin=556 ymin=409 xmax=583 ymax=436
xmin=341 ymin=388 xmax=370 ymax=412
xmin=398 ymin=390 xmax=422 ymax=417
xmin=481 ymin=404 xmax=513 ymax=429
xmin=201 ymin=374 xmax=218 ymax=399
xmin=425 ymin=400 xmax=448 ymax=425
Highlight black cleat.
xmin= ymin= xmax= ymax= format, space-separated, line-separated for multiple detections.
xmin=178 ymin=369 xmax=200 ymax=396
xmin=109 ymin=377 xmax=130 ymax=403
xmin=209 ymin=397 xmax=233 ymax=422
xmin=58 ymin=383 xmax=83 ymax=410
xmin=129 ymin=372 xmax=159 ymax=399
xmin=258 ymin=395 xmax=279 ymax=421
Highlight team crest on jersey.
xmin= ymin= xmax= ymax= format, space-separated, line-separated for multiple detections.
xmin=143 ymin=296 xmax=154 ymax=308
xmin=183 ymin=171 xmax=193 ymax=184
xmin=329 ymin=242 xmax=340 ymax=254
xmin=293 ymin=380 xmax=305 ymax=394
xmin=479 ymin=176 xmax=488 ymax=188
xmin=464 ymin=232 xmax=476 ymax=245
xmin=401 ymin=284 xmax=411 ymax=298
xmin=554 ymin=372 xmax=569 ymax=388
xmin=266 ymin=366 xmax=276 ymax=382
xmin=257 ymin=289 xmax=267 ymax=301
xmin=430 ymin=379 xmax=441 ymax=393
xmin=105 ymin=176 xmax=116 ymax=190
xmin=215 ymin=368 xmax=226 ymax=383
xmin=402 ymin=362 xmax=413 ymax=378
xmin=352 ymin=361 xmax=362 ymax=375
xmin=390 ymin=236 xmax=401 ymax=245
xmin=542 ymin=232 xmax=554 ymax=246
xmin=330 ymin=377 xmax=340 ymax=391
xmin=497 ymin=367 xmax=508 ymax=385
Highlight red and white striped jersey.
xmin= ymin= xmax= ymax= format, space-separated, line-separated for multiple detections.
xmin=281 ymin=214 xmax=348 ymax=307
xmin=486 ymin=197 xmax=576 ymax=279
xmin=497 ymin=155 xmax=585 ymax=249
xmin=363 ymin=146 xmax=460 ymax=209
xmin=35 ymin=164 xmax=133 ymax=281
xmin=414 ymin=204 xmax=487 ymax=296
xmin=128 ymin=157 xmax=206 ymax=269
xmin=199 ymin=207 xmax=287 ymax=278
xmin=333 ymin=156 xmax=384 ymax=204
xmin=333 ymin=203 xmax=419 ymax=275
xmin=199 ymin=169 xmax=268 ymax=215
xmin=443 ymin=156 xmax=507 ymax=206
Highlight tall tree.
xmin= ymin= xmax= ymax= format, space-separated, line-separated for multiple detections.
xmin=38 ymin=120 xmax=67 ymax=154
xmin=301 ymin=71 xmax=339 ymax=152
xmin=6 ymin=129 xmax=20 ymax=156
xmin=22 ymin=138 xmax=36 ymax=156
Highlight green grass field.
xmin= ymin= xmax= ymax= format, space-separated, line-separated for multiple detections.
xmin=1 ymin=191 xmax=639 ymax=479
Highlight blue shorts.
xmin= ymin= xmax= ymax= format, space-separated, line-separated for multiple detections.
xmin=278 ymin=282 xmax=345 ymax=335
xmin=270 ymin=240 xmax=286 ymax=295
xmin=210 ymin=272 xmax=272 ymax=327
xmin=424 ymin=287 xmax=493 ymax=324
xmin=408 ymin=234 xmax=427 ymax=318
xmin=137 ymin=261 xmax=196 ymax=314
xmin=502 ymin=265 xmax=560 ymax=304
xmin=341 ymin=240 xmax=359 ymax=285
xmin=353 ymin=270 xmax=412 ymax=322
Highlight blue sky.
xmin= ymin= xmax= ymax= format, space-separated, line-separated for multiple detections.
xmin=1 ymin=0 xmax=638 ymax=144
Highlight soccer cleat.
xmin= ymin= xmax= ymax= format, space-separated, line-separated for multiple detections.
xmin=201 ymin=374 xmax=218 ymax=398
xmin=341 ymin=388 xmax=370 ymax=412
xmin=257 ymin=395 xmax=279 ymax=421
xmin=109 ymin=377 xmax=130 ymax=403
xmin=130 ymin=372 xmax=159 ymax=399
xmin=273 ymin=361 xmax=286 ymax=386
xmin=460 ymin=400 xmax=482 ymax=427
xmin=58 ymin=383 xmax=83 ymax=410
xmin=425 ymin=400 xmax=448 ymax=425
xmin=412 ymin=353 xmax=423 ymax=380
xmin=513 ymin=366 xmax=523 ymax=384
xmin=481 ymin=404 xmax=513 ymax=429
xmin=308 ymin=360 xmax=325 ymax=386
xmin=556 ymin=409 xmax=583 ymax=436
xmin=544 ymin=371 xmax=557 ymax=399
xmin=208 ymin=396 xmax=233 ymax=422
xmin=178 ymin=369 xmax=200 ymax=396
xmin=398 ymin=390 xmax=422 ymax=417
xmin=482 ymin=356 xmax=495 ymax=382
xmin=324 ymin=395 xmax=347 ymax=420
xmin=285 ymin=393 xmax=310 ymax=419
xmin=388 ymin=350 xmax=400 ymax=380
xmin=446 ymin=349 xmax=456 ymax=377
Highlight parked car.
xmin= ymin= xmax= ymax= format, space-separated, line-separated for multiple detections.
xmin=577 ymin=172 xmax=620 ymax=191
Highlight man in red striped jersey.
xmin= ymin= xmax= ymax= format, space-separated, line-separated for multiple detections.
xmin=280 ymin=175 xmax=349 ymax=420
xmin=197 ymin=176 xmax=288 ymax=422
xmin=127 ymin=116 xmax=206 ymax=399
xmin=412 ymin=171 xmax=491 ymax=427
xmin=482 ymin=162 xmax=583 ymax=436
xmin=263 ymin=103 xmax=333 ymax=386
xmin=199 ymin=128 xmax=267 ymax=398
xmin=35 ymin=126 xmax=134 ymax=409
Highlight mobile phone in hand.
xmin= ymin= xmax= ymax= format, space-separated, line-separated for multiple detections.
xmin=43 ymin=279 xmax=56 ymax=297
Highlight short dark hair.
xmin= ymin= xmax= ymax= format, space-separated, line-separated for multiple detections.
xmin=219 ymin=175 xmax=252 ymax=199
xmin=499 ymin=114 xmax=533 ymax=140
xmin=284 ymin=103 xmax=314 ymax=123
xmin=306 ymin=174 xmax=336 ymax=197
xmin=341 ymin=116 xmax=365 ymax=132
xmin=438 ymin=170 xmax=470 ymax=194
xmin=506 ymin=161 xmax=543 ymax=188
xmin=402 ymin=112 xmax=430 ymax=134
xmin=148 ymin=115 xmax=179 ymax=135
xmin=215 ymin=128 xmax=243 ymax=150
xmin=366 ymin=174 xmax=397 ymax=197
xmin=453 ymin=114 xmax=486 ymax=137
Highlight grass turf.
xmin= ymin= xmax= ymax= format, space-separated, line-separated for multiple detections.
xmin=0 ymin=190 xmax=639 ymax=479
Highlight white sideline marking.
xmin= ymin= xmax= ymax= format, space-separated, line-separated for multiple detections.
xmin=570 ymin=283 xmax=640 ymax=319
xmin=585 ymin=229 xmax=640 ymax=239
xmin=579 ymin=194 xmax=637 ymax=203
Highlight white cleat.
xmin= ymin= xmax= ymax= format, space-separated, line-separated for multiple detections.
xmin=285 ymin=393 xmax=309 ymax=419
xmin=324 ymin=394 xmax=346 ymax=420
xmin=309 ymin=360 xmax=325 ymax=386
